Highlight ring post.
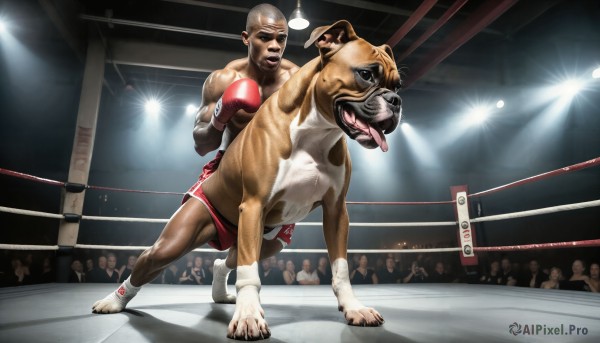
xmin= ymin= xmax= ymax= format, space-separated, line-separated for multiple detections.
xmin=451 ymin=185 xmax=478 ymax=266
xmin=56 ymin=34 xmax=105 ymax=282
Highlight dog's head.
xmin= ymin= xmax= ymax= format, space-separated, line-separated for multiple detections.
xmin=306 ymin=20 xmax=401 ymax=152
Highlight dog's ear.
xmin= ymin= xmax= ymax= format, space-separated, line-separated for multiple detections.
xmin=304 ymin=20 xmax=359 ymax=58
xmin=379 ymin=44 xmax=395 ymax=61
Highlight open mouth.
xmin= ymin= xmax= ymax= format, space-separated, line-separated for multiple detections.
xmin=265 ymin=55 xmax=281 ymax=65
xmin=338 ymin=104 xmax=396 ymax=152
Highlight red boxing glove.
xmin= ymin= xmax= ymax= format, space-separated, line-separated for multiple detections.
xmin=210 ymin=78 xmax=261 ymax=131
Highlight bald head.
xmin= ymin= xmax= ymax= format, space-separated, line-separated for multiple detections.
xmin=246 ymin=4 xmax=286 ymax=33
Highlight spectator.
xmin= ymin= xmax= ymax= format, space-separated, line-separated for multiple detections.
xmin=118 ymin=255 xmax=138 ymax=283
xmin=69 ymin=259 xmax=86 ymax=283
xmin=584 ymin=263 xmax=599 ymax=293
xmin=403 ymin=260 xmax=428 ymax=283
xmin=540 ymin=267 xmax=563 ymax=290
xmin=260 ymin=256 xmax=284 ymax=285
xmin=283 ymin=260 xmax=297 ymax=285
xmin=428 ymin=262 xmax=453 ymax=283
xmin=350 ymin=255 xmax=378 ymax=284
xmin=87 ymin=255 xmax=107 ymax=283
xmin=297 ymin=259 xmax=320 ymax=285
xmin=203 ymin=257 xmax=214 ymax=285
xmin=277 ymin=259 xmax=285 ymax=272
xmin=40 ymin=256 xmax=54 ymax=283
xmin=316 ymin=256 xmax=332 ymax=285
xmin=480 ymin=260 xmax=502 ymax=285
xmin=162 ymin=264 xmax=179 ymax=284
xmin=519 ymin=259 xmax=547 ymax=288
xmin=562 ymin=259 xmax=590 ymax=291
xmin=101 ymin=253 xmax=120 ymax=283
xmin=9 ymin=256 xmax=32 ymax=286
xmin=377 ymin=256 xmax=402 ymax=284
xmin=180 ymin=255 xmax=207 ymax=285
xmin=85 ymin=258 xmax=94 ymax=273
xmin=499 ymin=257 xmax=517 ymax=286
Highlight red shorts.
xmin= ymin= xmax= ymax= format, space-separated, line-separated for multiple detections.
xmin=183 ymin=151 xmax=295 ymax=251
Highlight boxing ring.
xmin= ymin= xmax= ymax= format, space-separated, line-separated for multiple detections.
xmin=1 ymin=157 xmax=600 ymax=342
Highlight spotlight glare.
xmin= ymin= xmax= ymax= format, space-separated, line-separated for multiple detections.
xmin=561 ymin=79 xmax=583 ymax=97
xmin=186 ymin=104 xmax=198 ymax=115
xmin=496 ymin=100 xmax=505 ymax=109
xmin=593 ymin=67 xmax=600 ymax=79
xmin=467 ymin=106 xmax=488 ymax=125
xmin=0 ymin=21 xmax=6 ymax=33
xmin=145 ymin=99 xmax=161 ymax=115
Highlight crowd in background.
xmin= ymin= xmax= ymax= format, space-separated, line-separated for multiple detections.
xmin=0 ymin=250 xmax=598 ymax=293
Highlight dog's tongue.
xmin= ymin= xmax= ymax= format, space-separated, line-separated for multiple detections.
xmin=344 ymin=110 xmax=389 ymax=152
xmin=369 ymin=124 xmax=388 ymax=152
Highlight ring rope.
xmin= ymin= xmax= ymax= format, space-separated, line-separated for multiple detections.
xmin=2 ymin=156 xmax=598 ymax=205
xmin=0 ymin=206 xmax=64 ymax=220
xmin=3 ymin=240 xmax=599 ymax=253
xmin=0 ymin=168 xmax=65 ymax=187
xmin=3 ymin=200 xmax=599 ymax=227
xmin=0 ymin=244 xmax=60 ymax=251
xmin=470 ymin=199 xmax=600 ymax=223
xmin=469 ymin=156 xmax=600 ymax=198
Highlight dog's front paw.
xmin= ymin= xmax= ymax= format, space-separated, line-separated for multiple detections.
xmin=344 ymin=306 xmax=384 ymax=327
xmin=227 ymin=287 xmax=270 ymax=340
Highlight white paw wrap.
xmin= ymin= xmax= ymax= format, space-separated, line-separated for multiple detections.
xmin=331 ymin=258 xmax=362 ymax=310
xmin=212 ymin=258 xmax=236 ymax=303
xmin=92 ymin=276 xmax=140 ymax=313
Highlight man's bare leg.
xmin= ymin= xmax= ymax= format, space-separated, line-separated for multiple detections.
xmin=212 ymin=238 xmax=284 ymax=303
xmin=92 ymin=198 xmax=217 ymax=313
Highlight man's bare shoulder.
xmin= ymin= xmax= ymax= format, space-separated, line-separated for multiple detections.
xmin=203 ymin=68 xmax=242 ymax=101
xmin=281 ymin=58 xmax=300 ymax=73
xmin=223 ymin=58 xmax=249 ymax=72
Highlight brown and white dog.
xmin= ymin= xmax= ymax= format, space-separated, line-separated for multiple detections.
xmin=201 ymin=20 xmax=401 ymax=340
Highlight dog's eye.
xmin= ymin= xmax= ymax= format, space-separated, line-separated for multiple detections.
xmin=358 ymin=70 xmax=373 ymax=82
xmin=394 ymin=81 xmax=402 ymax=93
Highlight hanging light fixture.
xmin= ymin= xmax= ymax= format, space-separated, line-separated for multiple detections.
xmin=289 ymin=0 xmax=309 ymax=30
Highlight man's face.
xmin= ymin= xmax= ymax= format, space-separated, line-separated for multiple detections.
xmin=302 ymin=260 xmax=311 ymax=273
xmin=262 ymin=259 xmax=271 ymax=271
xmin=386 ymin=258 xmax=395 ymax=269
xmin=244 ymin=16 xmax=288 ymax=73
xmin=529 ymin=260 xmax=539 ymax=273
xmin=501 ymin=259 xmax=510 ymax=271
xmin=72 ymin=260 xmax=83 ymax=272
xmin=98 ymin=256 xmax=107 ymax=269
xmin=572 ymin=260 xmax=585 ymax=274
xmin=435 ymin=263 xmax=444 ymax=274
xmin=590 ymin=264 xmax=599 ymax=278
xmin=107 ymin=256 xmax=117 ymax=269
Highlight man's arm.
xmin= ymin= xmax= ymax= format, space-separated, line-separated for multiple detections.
xmin=193 ymin=70 xmax=234 ymax=156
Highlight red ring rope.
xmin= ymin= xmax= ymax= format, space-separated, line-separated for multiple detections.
xmin=0 ymin=168 xmax=65 ymax=187
xmin=473 ymin=239 xmax=600 ymax=252
xmin=469 ymin=157 xmax=600 ymax=198
xmin=2 ymin=156 xmax=599 ymax=203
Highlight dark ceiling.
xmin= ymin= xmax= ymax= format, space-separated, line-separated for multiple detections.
xmin=32 ymin=0 xmax=600 ymax=94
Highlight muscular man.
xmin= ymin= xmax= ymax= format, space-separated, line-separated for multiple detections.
xmin=92 ymin=3 xmax=298 ymax=313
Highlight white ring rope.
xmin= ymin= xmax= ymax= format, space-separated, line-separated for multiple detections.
xmin=82 ymin=215 xmax=168 ymax=223
xmin=0 ymin=206 xmax=63 ymax=220
xmin=0 ymin=206 xmax=456 ymax=227
xmin=72 ymin=244 xmax=463 ymax=254
xmin=471 ymin=199 xmax=600 ymax=223
xmin=0 ymin=244 xmax=59 ymax=251
xmin=2 ymin=199 xmax=599 ymax=228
